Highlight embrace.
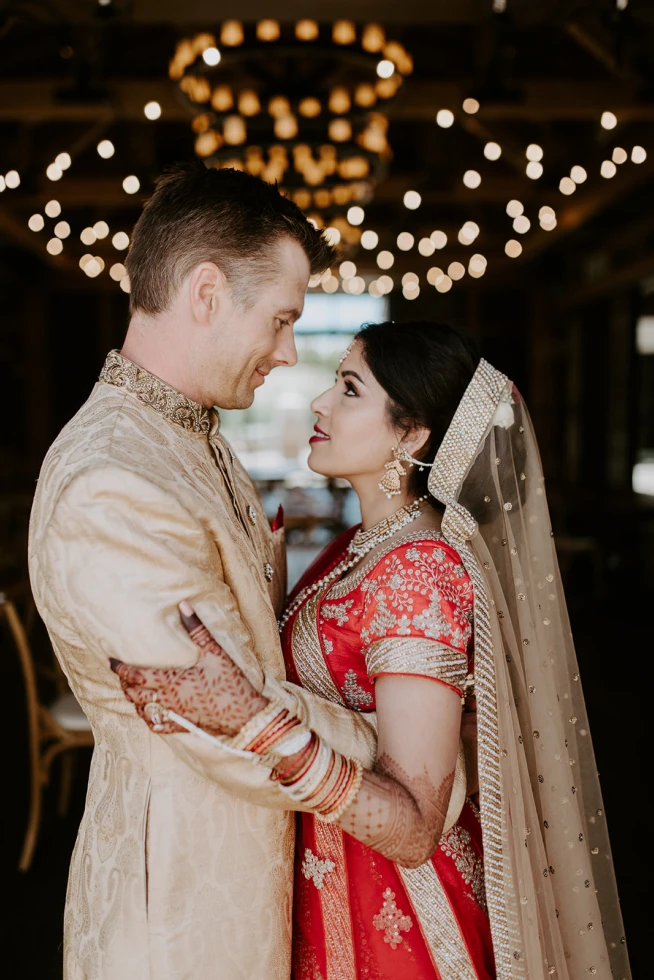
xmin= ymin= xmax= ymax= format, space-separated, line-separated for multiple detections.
xmin=29 ymin=163 xmax=629 ymax=980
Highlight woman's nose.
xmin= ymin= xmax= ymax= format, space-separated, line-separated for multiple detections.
xmin=310 ymin=389 xmax=330 ymax=417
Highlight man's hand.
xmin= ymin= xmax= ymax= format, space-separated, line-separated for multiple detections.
xmin=461 ymin=696 xmax=479 ymax=801
xmin=109 ymin=601 xmax=268 ymax=737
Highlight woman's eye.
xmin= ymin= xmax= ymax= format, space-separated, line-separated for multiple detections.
xmin=344 ymin=381 xmax=358 ymax=397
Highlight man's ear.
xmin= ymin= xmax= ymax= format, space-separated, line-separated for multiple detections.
xmin=188 ymin=262 xmax=227 ymax=324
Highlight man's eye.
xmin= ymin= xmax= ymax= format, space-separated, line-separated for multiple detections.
xmin=276 ymin=318 xmax=291 ymax=329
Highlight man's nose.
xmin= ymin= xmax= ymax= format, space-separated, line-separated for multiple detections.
xmin=275 ymin=330 xmax=298 ymax=368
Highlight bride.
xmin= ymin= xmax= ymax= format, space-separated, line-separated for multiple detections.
xmin=113 ymin=320 xmax=629 ymax=980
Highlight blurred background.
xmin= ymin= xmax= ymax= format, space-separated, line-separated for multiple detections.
xmin=0 ymin=1 xmax=651 ymax=975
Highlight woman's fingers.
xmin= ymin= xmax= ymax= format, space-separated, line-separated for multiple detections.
xmin=178 ymin=600 xmax=226 ymax=657
xmin=133 ymin=703 xmax=185 ymax=735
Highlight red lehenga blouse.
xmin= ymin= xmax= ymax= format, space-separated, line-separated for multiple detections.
xmin=281 ymin=526 xmax=496 ymax=980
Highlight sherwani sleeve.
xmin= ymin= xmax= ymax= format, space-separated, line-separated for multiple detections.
xmin=43 ymin=466 xmax=376 ymax=809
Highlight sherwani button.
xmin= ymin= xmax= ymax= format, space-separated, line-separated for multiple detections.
xmin=248 ymin=505 xmax=258 ymax=526
xmin=264 ymin=562 xmax=274 ymax=581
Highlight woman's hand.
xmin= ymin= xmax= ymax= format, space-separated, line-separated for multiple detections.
xmin=109 ymin=600 xmax=268 ymax=737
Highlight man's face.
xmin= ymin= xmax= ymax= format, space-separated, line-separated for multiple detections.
xmin=198 ymin=237 xmax=309 ymax=410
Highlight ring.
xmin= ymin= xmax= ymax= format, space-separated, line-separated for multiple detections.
xmin=144 ymin=694 xmax=168 ymax=732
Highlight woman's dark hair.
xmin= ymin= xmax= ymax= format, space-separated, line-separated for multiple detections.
xmin=355 ymin=321 xmax=480 ymax=501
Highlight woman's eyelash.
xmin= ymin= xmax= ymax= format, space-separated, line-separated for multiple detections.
xmin=344 ymin=381 xmax=358 ymax=396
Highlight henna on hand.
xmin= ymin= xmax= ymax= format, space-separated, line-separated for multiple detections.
xmin=110 ymin=601 xmax=268 ymax=738
xmin=336 ymin=753 xmax=455 ymax=869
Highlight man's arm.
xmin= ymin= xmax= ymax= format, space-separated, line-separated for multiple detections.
xmin=43 ymin=465 xmax=376 ymax=808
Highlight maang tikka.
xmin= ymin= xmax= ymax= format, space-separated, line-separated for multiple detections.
xmin=378 ymin=445 xmax=434 ymax=499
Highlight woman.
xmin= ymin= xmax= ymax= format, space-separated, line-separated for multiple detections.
xmin=114 ymin=321 xmax=630 ymax=980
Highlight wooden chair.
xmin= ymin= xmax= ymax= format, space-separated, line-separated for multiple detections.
xmin=0 ymin=591 xmax=94 ymax=871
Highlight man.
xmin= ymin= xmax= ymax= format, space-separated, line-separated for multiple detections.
xmin=29 ymin=164 xmax=381 ymax=980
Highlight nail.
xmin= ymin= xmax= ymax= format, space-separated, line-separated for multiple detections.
xmin=179 ymin=600 xmax=202 ymax=633
xmin=109 ymin=657 xmax=121 ymax=673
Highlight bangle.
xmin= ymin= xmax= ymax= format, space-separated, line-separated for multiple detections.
xmin=230 ymin=699 xmax=285 ymax=751
xmin=271 ymin=732 xmax=317 ymax=784
xmin=319 ymin=760 xmax=363 ymax=823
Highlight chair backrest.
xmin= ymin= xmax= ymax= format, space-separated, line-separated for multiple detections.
xmin=0 ymin=594 xmax=41 ymax=781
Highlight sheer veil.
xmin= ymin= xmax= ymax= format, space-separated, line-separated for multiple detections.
xmin=427 ymin=359 xmax=630 ymax=980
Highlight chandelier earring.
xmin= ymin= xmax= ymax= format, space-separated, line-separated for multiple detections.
xmin=378 ymin=446 xmax=410 ymax=498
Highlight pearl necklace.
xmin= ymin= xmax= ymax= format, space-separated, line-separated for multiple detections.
xmin=278 ymin=496 xmax=428 ymax=632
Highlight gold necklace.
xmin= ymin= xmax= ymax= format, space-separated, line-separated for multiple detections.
xmin=278 ymin=496 xmax=428 ymax=632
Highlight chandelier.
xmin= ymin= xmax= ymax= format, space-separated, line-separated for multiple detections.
xmin=169 ymin=20 xmax=413 ymax=242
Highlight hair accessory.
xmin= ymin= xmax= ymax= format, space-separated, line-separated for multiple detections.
xmin=339 ymin=341 xmax=355 ymax=364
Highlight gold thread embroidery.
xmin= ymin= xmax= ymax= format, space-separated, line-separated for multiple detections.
xmin=327 ymin=530 xmax=444 ymax=600
xmin=366 ymin=638 xmax=468 ymax=692
xmin=313 ymin=820 xmax=358 ymax=979
xmin=292 ymin=590 xmax=344 ymax=705
xmin=301 ymin=848 xmax=335 ymax=891
xmin=341 ymin=669 xmax=374 ymax=709
xmin=372 ymin=887 xmax=413 ymax=949
xmin=440 ymin=824 xmax=488 ymax=913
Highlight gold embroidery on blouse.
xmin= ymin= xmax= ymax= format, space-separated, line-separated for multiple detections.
xmin=365 ymin=638 xmax=468 ymax=692
xmin=341 ymin=669 xmax=374 ymax=709
xmin=99 ymin=350 xmax=213 ymax=434
xmin=320 ymin=599 xmax=354 ymax=626
xmin=326 ymin=530 xmax=444 ymax=599
xmin=372 ymin=888 xmax=413 ymax=949
xmin=301 ymin=848 xmax=335 ymax=891
xmin=292 ymin=589 xmax=344 ymax=705
xmin=440 ymin=824 xmax=488 ymax=913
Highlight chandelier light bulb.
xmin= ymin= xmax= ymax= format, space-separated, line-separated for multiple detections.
xmin=202 ymin=47 xmax=221 ymax=66
xmin=28 ymin=214 xmax=45 ymax=232
xmin=526 ymin=143 xmax=543 ymax=162
xmin=484 ymin=141 xmax=502 ymax=161
xmin=54 ymin=220 xmax=71 ymax=239
xmin=430 ymin=230 xmax=447 ymax=249
xmin=97 ymin=139 xmax=115 ymax=159
xmin=123 ymin=175 xmax=140 ymax=194
xmin=600 ymin=160 xmax=617 ymax=179
xmin=559 ymin=176 xmax=576 ymax=195
xmin=144 ymin=101 xmax=162 ymax=120
xmin=377 ymin=250 xmax=395 ymax=269
xmin=112 ymin=231 xmax=130 ymax=250
xmin=601 ymin=111 xmax=618 ymax=130
xmin=347 ymin=205 xmax=365 ymax=226
xmin=570 ymin=165 xmax=587 ymax=184
xmin=397 ymin=232 xmax=415 ymax=251
xmin=631 ymin=145 xmax=647 ymax=164
xmin=612 ymin=147 xmax=628 ymax=165
xmin=526 ymin=161 xmax=543 ymax=179
xmin=505 ymin=239 xmax=523 ymax=258
xmin=435 ymin=275 xmax=453 ymax=293
xmin=295 ymin=19 xmax=319 ymax=42
xmin=93 ymin=220 xmax=110 ymax=239
xmin=462 ymin=97 xmax=480 ymax=114
xmin=418 ymin=237 xmax=435 ymax=256
xmin=513 ymin=215 xmax=531 ymax=234
xmin=376 ymin=59 xmax=395 ymax=79
xmin=81 ymin=227 xmax=97 ymax=245
xmin=46 ymin=237 xmax=63 ymax=255
xmin=256 ymin=20 xmax=280 ymax=42
xmin=403 ymin=190 xmax=421 ymax=210
xmin=361 ymin=230 xmax=379 ymax=250
xmin=46 ymin=163 xmax=62 ymax=181
xmin=463 ymin=169 xmax=481 ymax=189
xmin=55 ymin=152 xmax=72 ymax=170
xmin=436 ymin=109 xmax=454 ymax=128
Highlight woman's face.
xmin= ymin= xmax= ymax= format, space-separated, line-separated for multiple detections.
xmin=308 ymin=340 xmax=403 ymax=483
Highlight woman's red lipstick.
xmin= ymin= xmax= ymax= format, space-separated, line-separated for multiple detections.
xmin=309 ymin=424 xmax=330 ymax=444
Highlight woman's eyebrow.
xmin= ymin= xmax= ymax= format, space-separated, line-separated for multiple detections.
xmin=341 ymin=370 xmax=366 ymax=385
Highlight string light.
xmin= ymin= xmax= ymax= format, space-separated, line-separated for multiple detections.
xmin=202 ymin=47 xmax=221 ymax=66
xmin=28 ymin=214 xmax=45 ymax=232
xmin=349 ymin=276 xmax=365 ymax=295
xmin=83 ymin=257 xmax=102 ymax=278
xmin=430 ymin=230 xmax=447 ymax=249
xmin=513 ymin=215 xmax=530 ymax=234
xmin=347 ymin=205 xmax=364 ymax=225
xmin=46 ymin=238 xmax=63 ymax=255
xmin=79 ymin=254 xmax=94 ymax=270
xmin=539 ymin=206 xmax=557 ymax=230
xmin=468 ymin=253 xmax=487 ymax=277
xmin=506 ymin=199 xmax=524 ymax=218
xmin=526 ymin=162 xmax=543 ymax=179
xmin=526 ymin=144 xmax=543 ymax=162
xmin=600 ymin=111 xmax=617 ymax=130
xmin=0 ymin=176 xmax=5 ymax=192
xmin=435 ymin=274 xmax=452 ymax=293
xmin=632 ymin=146 xmax=647 ymax=164
xmin=55 ymin=152 xmax=72 ymax=170
xmin=600 ymin=160 xmax=617 ymax=178
xmin=257 ymin=20 xmax=280 ymax=41
xmin=418 ymin=237 xmax=435 ymax=256
xmin=144 ymin=101 xmax=162 ymax=120
xmin=377 ymin=250 xmax=394 ymax=269
xmin=612 ymin=147 xmax=628 ymax=164
xmin=324 ymin=226 xmax=341 ymax=246
xmin=458 ymin=221 xmax=480 ymax=244
xmin=93 ymin=220 xmax=110 ymax=239
xmin=505 ymin=239 xmax=522 ymax=257
xmin=110 ymin=263 xmax=127 ymax=281
xmin=54 ymin=220 xmax=71 ymax=239
xmin=403 ymin=282 xmax=420 ymax=300
xmin=436 ymin=109 xmax=454 ymax=128
xmin=463 ymin=169 xmax=481 ymax=188
xmin=81 ymin=227 xmax=97 ymax=245
xmin=397 ymin=232 xmax=415 ymax=250
xmin=119 ymin=276 xmax=131 ymax=294
xmin=403 ymin=190 xmax=421 ymax=209
xmin=45 ymin=200 xmax=61 ymax=218
xmin=448 ymin=261 xmax=465 ymax=280
xmin=112 ymin=231 xmax=130 ymax=250
xmin=376 ymin=59 xmax=394 ymax=79
xmin=570 ymin=165 xmax=587 ymax=184
xmin=368 ymin=280 xmax=382 ymax=297
xmin=484 ymin=141 xmax=502 ymax=160
xmin=559 ymin=176 xmax=576 ymax=195
xmin=296 ymin=19 xmax=319 ymax=41
xmin=97 ymin=139 xmax=115 ymax=159
xmin=377 ymin=275 xmax=394 ymax=294
xmin=402 ymin=272 xmax=419 ymax=286
xmin=361 ymin=230 xmax=379 ymax=250
xmin=462 ymin=97 xmax=480 ymax=114
xmin=333 ymin=20 xmax=356 ymax=44
xmin=339 ymin=260 xmax=357 ymax=279
xmin=322 ymin=275 xmax=339 ymax=293
xmin=46 ymin=163 xmax=62 ymax=181
xmin=427 ymin=267 xmax=444 ymax=286
xmin=5 ymin=170 xmax=20 ymax=189
xmin=122 ymin=175 xmax=140 ymax=194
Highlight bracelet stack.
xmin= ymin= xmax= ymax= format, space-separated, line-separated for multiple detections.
xmin=272 ymin=732 xmax=363 ymax=823
xmin=230 ymin=698 xmax=312 ymax=762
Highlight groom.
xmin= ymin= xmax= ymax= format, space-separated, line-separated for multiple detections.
xmin=28 ymin=163 xmax=383 ymax=980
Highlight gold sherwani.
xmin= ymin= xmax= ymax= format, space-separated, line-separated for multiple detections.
xmin=28 ymin=352 xmax=377 ymax=980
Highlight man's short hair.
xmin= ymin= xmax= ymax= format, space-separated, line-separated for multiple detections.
xmin=125 ymin=162 xmax=336 ymax=315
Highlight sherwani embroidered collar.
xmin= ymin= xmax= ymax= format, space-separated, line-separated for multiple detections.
xmin=99 ymin=349 xmax=218 ymax=435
